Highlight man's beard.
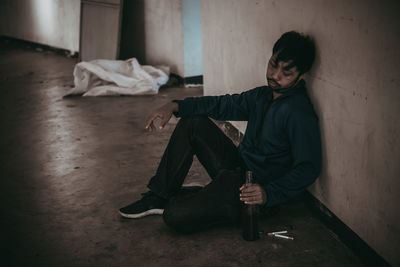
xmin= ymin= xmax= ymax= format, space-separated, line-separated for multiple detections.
xmin=267 ymin=75 xmax=301 ymax=93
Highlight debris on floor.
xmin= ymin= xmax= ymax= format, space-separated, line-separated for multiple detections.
xmin=64 ymin=58 xmax=170 ymax=97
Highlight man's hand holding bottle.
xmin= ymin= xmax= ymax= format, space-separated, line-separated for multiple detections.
xmin=240 ymin=184 xmax=267 ymax=205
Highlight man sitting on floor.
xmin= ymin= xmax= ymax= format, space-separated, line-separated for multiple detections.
xmin=119 ymin=31 xmax=322 ymax=234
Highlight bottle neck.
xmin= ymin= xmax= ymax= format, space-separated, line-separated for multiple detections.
xmin=245 ymin=171 xmax=253 ymax=186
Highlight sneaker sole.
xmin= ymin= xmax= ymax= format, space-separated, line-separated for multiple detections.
xmin=119 ymin=208 xmax=164 ymax=219
xmin=182 ymin=182 xmax=205 ymax=188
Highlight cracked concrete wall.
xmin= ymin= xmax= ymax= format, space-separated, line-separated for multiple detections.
xmin=0 ymin=0 xmax=80 ymax=52
xmin=201 ymin=0 xmax=400 ymax=265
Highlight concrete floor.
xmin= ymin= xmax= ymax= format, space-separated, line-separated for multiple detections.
xmin=0 ymin=40 xmax=364 ymax=267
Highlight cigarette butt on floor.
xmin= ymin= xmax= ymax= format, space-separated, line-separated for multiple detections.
xmin=273 ymin=234 xmax=294 ymax=240
xmin=267 ymin=230 xmax=288 ymax=236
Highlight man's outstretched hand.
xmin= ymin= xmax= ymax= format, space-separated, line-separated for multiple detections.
xmin=145 ymin=102 xmax=179 ymax=131
xmin=239 ymin=184 xmax=267 ymax=205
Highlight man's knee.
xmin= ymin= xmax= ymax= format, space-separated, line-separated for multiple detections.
xmin=163 ymin=203 xmax=194 ymax=234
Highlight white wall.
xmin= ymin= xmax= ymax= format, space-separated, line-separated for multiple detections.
xmin=142 ymin=0 xmax=185 ymax=77
xmin=0 ymin=0 xmax=199 ymax=78
xmin=201 ymin=0 xmax=400 ymax=265
xmin=182 ymin=0 xmax=203 ymax=77
xmin=124 ymin=0 xmax=201 ymax=77
xmin=0 ymin=0 xmax=80 ymax=53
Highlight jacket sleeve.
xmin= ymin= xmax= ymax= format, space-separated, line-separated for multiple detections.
xmin=264 ymin=106 xmax=322 ymax=207
xmin=172 ymin=87 xmax=261 ymax=121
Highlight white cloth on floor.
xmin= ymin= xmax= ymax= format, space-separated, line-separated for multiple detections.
xmin=64 ymin=58 xmax=169 ymax=97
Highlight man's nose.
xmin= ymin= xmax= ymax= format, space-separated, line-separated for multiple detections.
xmin=271 ymin=69 xmax=281 ymax=81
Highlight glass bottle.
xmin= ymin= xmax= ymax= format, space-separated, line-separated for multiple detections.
xmin=242 ymin=171 xmax=259 ymax=241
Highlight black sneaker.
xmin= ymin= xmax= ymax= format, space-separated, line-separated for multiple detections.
xmin=119 ymin=191 xmax=167 ymax=219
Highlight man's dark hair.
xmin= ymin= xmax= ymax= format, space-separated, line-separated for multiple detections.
xmin=272 ymin=31 xmax=316 ymax=74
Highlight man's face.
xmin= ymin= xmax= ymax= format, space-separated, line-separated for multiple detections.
xmin=266 ymin=53 xmax=304 ymax=91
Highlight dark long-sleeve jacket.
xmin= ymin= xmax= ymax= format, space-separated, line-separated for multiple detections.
xmin=173 ymin=81 xmax=322 ymax=207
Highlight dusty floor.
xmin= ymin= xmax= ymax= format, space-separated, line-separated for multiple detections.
xmin=0 ymin=40 xmax=364 ymax=266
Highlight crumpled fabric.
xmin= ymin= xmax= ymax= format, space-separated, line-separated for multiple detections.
xmin=64 ymin=58 xmax=169 ymax=97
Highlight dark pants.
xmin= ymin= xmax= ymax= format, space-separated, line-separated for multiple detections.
xmin=147 ymin=116 xmax=246 ymax=233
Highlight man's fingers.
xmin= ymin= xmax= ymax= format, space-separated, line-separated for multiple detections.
xmin=241 ymin=193 xmax=266 ymax=205
xmin=241 ymin=186 xmax=259 ymax=193
xmin=240 ymin=187 xmax=263 ymax=204
xmin=240 ymin=188 xmax=260 ymax=195
xmin=241 ymin=195 xmax=262 ymax=204
xmin=241 ymin=189 xmax=262 ymax=195
xmin=148 ymin=122 xmax=155 ymax=132
xmin=240 ymin=193 xmax=261 ymax=199
xmin=240 ymin=187 xmax=260 ymax=198
xmin=240 ymin=191 xmax=262 ymax=199
xmin=239 ymin=184 xmax=267 ymax=205
xmin=145 ymin=113 xmax=160 ymax=130
xmin=159 ymin=114 xmax=170 ymax=129
xmin=145 ymin=116 xmax=155 ymax=129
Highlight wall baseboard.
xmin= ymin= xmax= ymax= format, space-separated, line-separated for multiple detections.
xmin=304 ymin=192 xmax=391 ymax=267
xmin=0 ymin=36 xmax=78 ymax=58
xmin=184 ymin=75 xmax=203 ymax=85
